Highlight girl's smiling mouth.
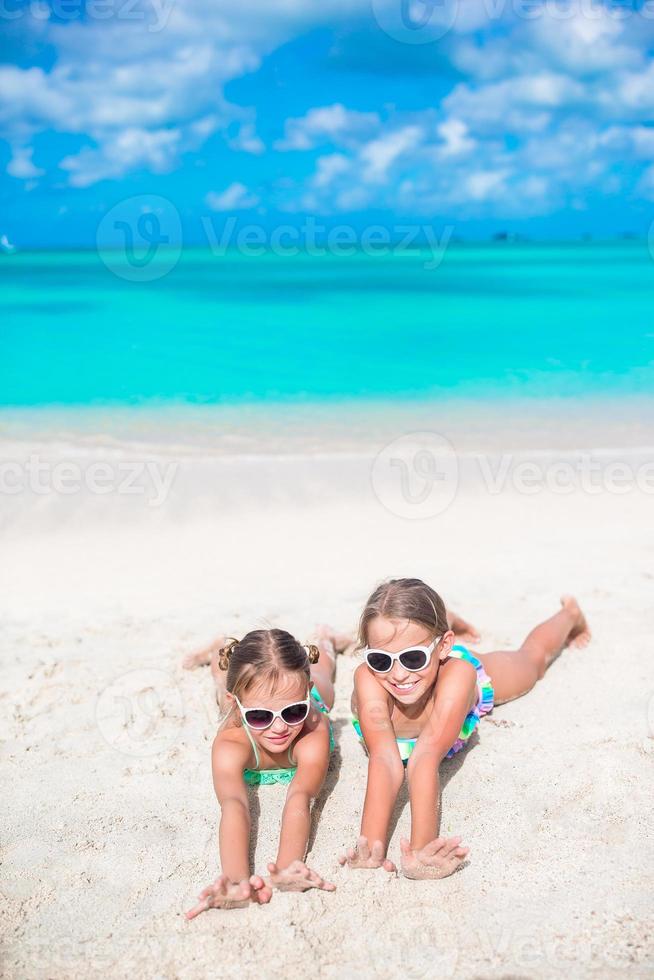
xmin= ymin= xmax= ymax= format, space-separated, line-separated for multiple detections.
xmin=388 ymin=678 xmax=420 ymax=695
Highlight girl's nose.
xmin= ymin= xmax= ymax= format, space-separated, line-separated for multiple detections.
xmin=389 ymin=662 xmax=410 ymax=683
xmin=270 ymin=717 xmax=288 ymax=735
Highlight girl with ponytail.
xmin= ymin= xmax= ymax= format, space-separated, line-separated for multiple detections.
xmin=185 ymin=626 xmax=341 ymax=915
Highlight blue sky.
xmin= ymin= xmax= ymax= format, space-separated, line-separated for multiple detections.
xmin=2 ymin=0 xmax=654 ymax=247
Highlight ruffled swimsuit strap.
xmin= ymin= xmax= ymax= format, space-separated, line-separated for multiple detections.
xmin=243 ymin=724 xmax=261 ymax=771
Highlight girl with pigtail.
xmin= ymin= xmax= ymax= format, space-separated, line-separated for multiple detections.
xmin=185 ymin=626 xmax=344 ymax=915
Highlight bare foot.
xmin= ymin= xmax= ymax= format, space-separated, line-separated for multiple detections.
xmin=315 ymin=623 xmax=355 ymax=655
xmin=184 ymin=873 xmax=270 ymax=917
xmin=400 ymin=836 xmax=469 ymax=880
xmin=561 ymin=596 xmax=591 ymax=648
xmin=265 ymin=860 xmax=336 ymax=893
xmin=448 ymin=611 xmax=481 ymax=645
xmin=182 ymin=635 xmax=227 ymax=670
xmin=338 ymin=836 xmax=397 ymax=872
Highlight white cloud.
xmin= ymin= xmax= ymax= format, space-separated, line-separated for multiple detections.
xmin=311 ymin=153 xmax=350 ymax=188
xmin=60 ymin=127 xmax=181 ymax=187
xmin=228 ymin=122 xmax=265 ymax=155
xmin=463 ymin=169 xmax=510 ymax=202
xmin=436 ymin=118 xmax=476 ymax=158
xmin=275 ymin=103 xmax=379 ymax=150
xmin=359 ymin=125 xmax=423 ymax=183
xmin=205 ymin=182 xmax=259 ymax=210
xmin=7 ymin=144 xmax=44 ymax=179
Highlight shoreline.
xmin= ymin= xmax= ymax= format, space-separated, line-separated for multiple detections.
xmin=1 ymin=392 xmax=654 ymax=456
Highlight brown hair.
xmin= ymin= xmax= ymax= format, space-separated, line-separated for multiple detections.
xmin=218 ymin=629 xmax=319 ymax=706
xmin=357 ymin=577 xmax=448 ymax=647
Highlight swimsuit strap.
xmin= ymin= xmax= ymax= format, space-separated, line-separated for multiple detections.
xmin=243 ymin=724 xmax=260 ymax=771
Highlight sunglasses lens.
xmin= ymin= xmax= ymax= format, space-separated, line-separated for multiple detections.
xmin=367 ymin=651 xmax=393 ymax=672
xmin=244 ymin=709 xmax=274 ymax=729
xmin=281 ymin=702 xmax=309 ymax=725
xmin=399 ymin=649 xmax=428 ymax=671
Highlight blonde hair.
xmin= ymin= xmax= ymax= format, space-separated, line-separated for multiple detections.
xmin=218 ymin=629 xmax=319 ymax=706
xmin=357 ymin=577 xmax=448 ymax=647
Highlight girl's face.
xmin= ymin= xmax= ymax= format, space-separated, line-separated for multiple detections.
xmin=365 ymin=616 xmax=453 ymax=706
xmin=231 ymin=672 xmax=309 ymax=755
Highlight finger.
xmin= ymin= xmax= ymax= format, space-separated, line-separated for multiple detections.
xmin=382 ymin=858 xmax=397 ymax=873
xmin=249 ymin=875 xmax=265 ymax=890
xmin=338 ymin=854 xmax=347 ymax=866
xmin=196 ymin=887 xmax=213 ymax=901
xmin=454 ymin=847 xmax=469 ymax=858
xmin=267 ymin=862 xmax=279 ymax=875
xmin=370 ymin=840 xmax=385 ymax=863
xmin=346 ymin=848 xmax=357 ymax=862
xmin=357 ymin=836 xmax=370 ymax=859
xmin=400 ymin=837 xmax=412 ymax=857
xmin=320 ymin=879 xmax=337 ymax=891
xmin=257 ymin=886 xmax=273 ymax=904
xmin=185 ymin=900 xmax=209 ymax=920
xmin=238 ymin=880 xmax=251 ymax=899
xmin=422 ymin=837 xmax=446 ymax=856
xmin=442 ymin=837 xmax=462 ymax=856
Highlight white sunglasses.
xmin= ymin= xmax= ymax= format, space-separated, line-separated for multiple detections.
xmin=363 ymin=637 xmax=441 ymax=674
xmin=232 ymin=693 xmax=311 ymax=731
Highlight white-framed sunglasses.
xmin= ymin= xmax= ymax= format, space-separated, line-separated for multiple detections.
xmin=363 ymin=637 xmax=441 ymax=674
xmin=232 ymin=693 xmax=311 ymax=731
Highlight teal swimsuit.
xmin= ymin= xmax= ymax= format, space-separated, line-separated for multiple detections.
xmin=242 ymin=685 xmax=334 ymax=786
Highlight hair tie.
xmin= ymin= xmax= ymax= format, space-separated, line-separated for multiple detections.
xmin=305 ymin=643 xmax=320 ymax=665
xmin=218 ymin=637 xmax=239 ymax=671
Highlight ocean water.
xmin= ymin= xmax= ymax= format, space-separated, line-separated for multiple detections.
xmin=1 ymin=241 xmax=653 ymax=409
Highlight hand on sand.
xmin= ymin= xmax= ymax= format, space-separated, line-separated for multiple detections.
xmin=265 ymin=860 xmax=336 ymax=893
xmin=338 ymin=836 xmax=397 ymax=872
xmin=400 ymin=836 xmax=468 ymax=880
xmin=184 ymin=873 xmax=271 ymax=917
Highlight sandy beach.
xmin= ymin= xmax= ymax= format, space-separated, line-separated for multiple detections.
xmin=1 ymin=407 xmax=653 ymax=979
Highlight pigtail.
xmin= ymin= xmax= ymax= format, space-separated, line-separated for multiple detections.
xmin=218 ymin=637 xmax=239 ymax=671
xmin=305 ymin=643 xmax=321 ymax=665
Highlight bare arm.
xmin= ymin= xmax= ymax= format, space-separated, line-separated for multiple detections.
xmin=275 ymin=721 xmax=330 ymax=868
xmin=211 ymin=735 xmax=253 ymax=882
xmin=356 ymin=666 xmax=405 ymax=855
xmin=406 ymin=662 xmax=476 ymax=848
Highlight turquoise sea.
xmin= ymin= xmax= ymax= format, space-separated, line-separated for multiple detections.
xmin=1 ymin=242 xmax=653 ymax=408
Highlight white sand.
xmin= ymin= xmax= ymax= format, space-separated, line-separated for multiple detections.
xmin=1 ymin=413 xmax=653 ymax=978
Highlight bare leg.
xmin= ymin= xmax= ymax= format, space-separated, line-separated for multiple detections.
xmin=309 ymin=628 xmax=341 ymax=711
xmin=182 ymin=633 xmax=227 ymax=670
xmin=479 ymin=596 xmax=590 ymax=706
